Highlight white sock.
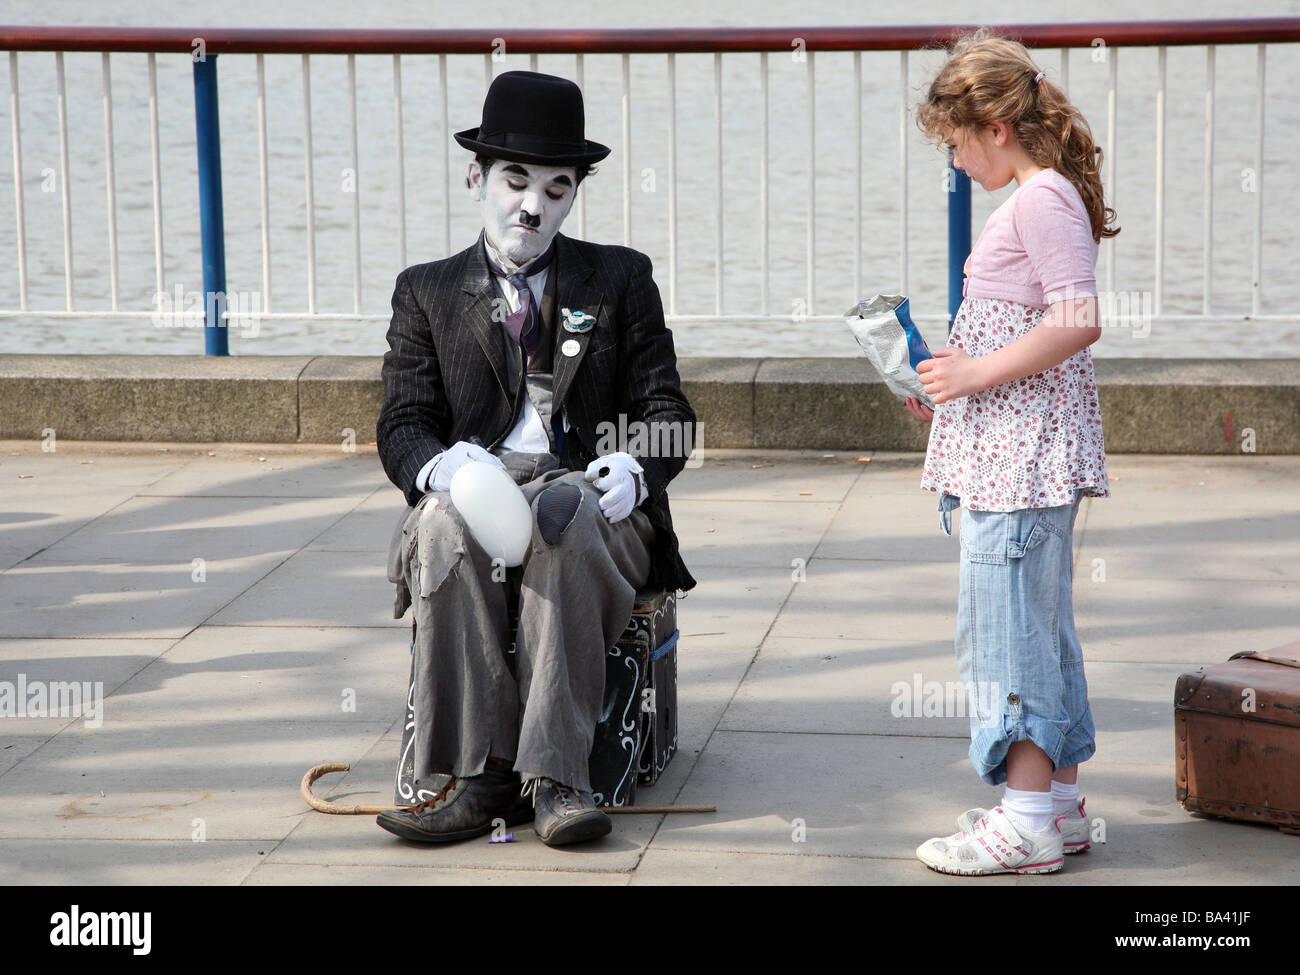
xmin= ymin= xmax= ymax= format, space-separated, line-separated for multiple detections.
xmin=1051 ymin=780 xmax=1081 ymax=816
xmin=1001 ymin=786 xmax=1055 ymax=833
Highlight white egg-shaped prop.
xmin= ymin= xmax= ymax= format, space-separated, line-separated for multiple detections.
xmin=448 ymin=461 xmax=533 ymax=567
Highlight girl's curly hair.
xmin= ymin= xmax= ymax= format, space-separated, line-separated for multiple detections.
xmin=917 ymin=29 xmax=1120 ymax=243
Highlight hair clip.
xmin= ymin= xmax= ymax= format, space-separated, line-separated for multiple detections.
xmin=1033 ymin=71 xmax=1045 ymax=84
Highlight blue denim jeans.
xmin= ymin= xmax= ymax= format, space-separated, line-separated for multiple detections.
xmin=940 ymin=492 xmax=1096 ymax=786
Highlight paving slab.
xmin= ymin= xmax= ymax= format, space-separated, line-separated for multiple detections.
xmin=0 ymin=493 xmax=371 ymax=638
xmin=634 ymin=629 xmax=770 ymax=811
xmin=1077 ymin=507 xmax=1300 ymax=583
xmin=242 ymin=863 xmax=632 ymax=885
xmin=0 ymin=721 xmax=386 ymax=842
xmin=305 ymin=490 xmax=411 ymax=554
xmin=2 ymin=446 xmax=1297 ymax=885
xmin=1075 ymin=577 xmax=1300 ymax=664
xmin=0 ymin=637 xmax=176 ymax=774
xmin=629 ymin=847 xmax=1006 ymax=886
xmin=98 ymin=626 xmax=408 ymax=726
xmin=771 ymin=558 xmax=960 ymax=643
xmin=669 ymin=451 xmax=865 ymax=502
xmin=0 ymin=839 xmax=273 ymax=886
xmin=632 ymin=829 xmax=1300 ymax=886
xmin=1 ymin=720 xmax=88 ymax=779
xmin=674 ymin=562 xmax=797 ymax=651
xmin=0 ymin=447 xmax=191 ymax=570
xmin=718 ymin=638 xmax=1185 ymax=765
xmin=21 ymin=495 xmax=360 ymax=565
xmin=1101 ymin=455 xmax=1296 ymax=499
xmin=1 ymin=494 xmax=148 ymax=573
xmin=139 ymin=450 xmax=386 ymax=499
xmin=0 ymin=558 xmax=301 ymax=639
xmin=207 ymin=549 xmax=409 ymax=629
xmin=818 ymin=495 xmax=965 ymax=563
xmin=651 ymin=730 xmax=1000 ymax=859
xmin=0 ymin=442 xmax=189 ymax=488
xmin=671 ymin=499 xmax=841 ymax=568
xmin=643 ymin=730 xmax=1300 ymax=886
xmin=829 ymin=455 xmax=948 ymax=487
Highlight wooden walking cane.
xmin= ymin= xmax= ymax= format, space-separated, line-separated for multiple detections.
xmin=301 ymin=763 xmax=716 ymax=815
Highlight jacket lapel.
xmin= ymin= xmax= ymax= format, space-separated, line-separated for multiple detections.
xmin=551 ymin=234 xmax=606 ymax=414
xmin=459 ymin=231 xmax=511 ymax=402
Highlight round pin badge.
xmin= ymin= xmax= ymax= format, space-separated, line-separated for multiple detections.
xmin=561 ymin=339 xmax=581 ymax=357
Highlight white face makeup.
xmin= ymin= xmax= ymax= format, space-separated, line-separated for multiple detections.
xmin=469 ymin=160 xmax=578 ymax=267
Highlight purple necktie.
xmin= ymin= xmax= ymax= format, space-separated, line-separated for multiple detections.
xmin=486 ymin=242 xmax=555 ymax=355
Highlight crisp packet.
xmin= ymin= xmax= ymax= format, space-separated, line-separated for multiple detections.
xmin=844 ymin=294 xmax=935 ymax=408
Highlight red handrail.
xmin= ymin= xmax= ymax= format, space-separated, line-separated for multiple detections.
xmin=0 ymin=20 xmax=1298 ymax=54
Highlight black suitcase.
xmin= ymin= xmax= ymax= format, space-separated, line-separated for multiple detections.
xmin=394 ymin=589 xmax=679 ymax=808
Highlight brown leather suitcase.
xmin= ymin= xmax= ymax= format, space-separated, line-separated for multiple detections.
xmin=1175 ymin=643 xmax=1300 ymax=834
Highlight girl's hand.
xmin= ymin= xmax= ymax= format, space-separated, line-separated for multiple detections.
xmin=903 ymin=396 xmax=934 ymax=422
xmin=916 ymin=348 xmax=987 ymax=405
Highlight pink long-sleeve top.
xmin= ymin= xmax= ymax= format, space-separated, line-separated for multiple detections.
xmin=963 ymin=168 xmax=1099 ymax=308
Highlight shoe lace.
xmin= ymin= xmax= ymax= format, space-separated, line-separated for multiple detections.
xmin=552 ymin=782 xmax=578 ymax=808
xmin=520 ymin=777 xmax=577 ymax=808
xmin=408 ymin=777 xmax=457 ymax=812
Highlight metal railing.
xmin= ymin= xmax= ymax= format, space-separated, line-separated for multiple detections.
xmin=2 ymin=20 xmax=1298 ymax=353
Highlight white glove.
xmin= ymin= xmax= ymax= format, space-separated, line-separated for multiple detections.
xmin=426 ymin=441 xmax=506 ymax=493
xmin=584 ymin=452 xmax=648 ymax=524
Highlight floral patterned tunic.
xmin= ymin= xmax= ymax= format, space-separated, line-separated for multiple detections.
xmin=920 ymin=296 xmax=1109 ymax=511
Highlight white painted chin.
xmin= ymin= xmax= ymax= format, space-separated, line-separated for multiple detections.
xmin=499 ymin=228 xmax=553 ymax=265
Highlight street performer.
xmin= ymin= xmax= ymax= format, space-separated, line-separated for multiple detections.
xmin=375 ymin=70 xmax=696 ymax=847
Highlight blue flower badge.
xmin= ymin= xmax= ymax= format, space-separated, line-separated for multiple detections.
xmin=561 ymin=307 xmax=596 ymax=333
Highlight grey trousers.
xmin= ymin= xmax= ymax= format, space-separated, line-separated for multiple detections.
xmin=388 ymin=461 xmax=653 ymax=793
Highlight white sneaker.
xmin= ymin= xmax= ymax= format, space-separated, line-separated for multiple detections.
xmin=916 ymin=806 xmax=1064 ymax=876
xmin=957 ymin=796 xmax=1090 ymax=854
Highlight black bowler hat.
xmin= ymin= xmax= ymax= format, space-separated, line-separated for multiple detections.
xmin=455 ymin=70 xmax=611 ymax=166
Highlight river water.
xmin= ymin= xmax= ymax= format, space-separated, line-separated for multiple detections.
xmin=1 ymin=0 xmax=1298 ymax=358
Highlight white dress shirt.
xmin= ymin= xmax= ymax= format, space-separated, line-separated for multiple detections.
xmin=416 ymin=239 xmax=553 ymax=493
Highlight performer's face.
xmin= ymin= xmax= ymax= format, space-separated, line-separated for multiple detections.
xmin=469 ymin=159 xmax=577 ymax=265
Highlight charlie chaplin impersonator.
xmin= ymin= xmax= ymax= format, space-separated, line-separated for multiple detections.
xmin=376 ymin=71 xmax=696 ymax=846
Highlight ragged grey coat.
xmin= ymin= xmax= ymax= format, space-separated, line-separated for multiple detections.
xmin=376 ymin=230 xmax=697 ymax=593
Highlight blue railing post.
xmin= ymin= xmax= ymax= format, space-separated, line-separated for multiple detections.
xmin=193 ymin=53 xmax=228 ymax=356
xmin=946 ymin=147 xmax=971 ymax=334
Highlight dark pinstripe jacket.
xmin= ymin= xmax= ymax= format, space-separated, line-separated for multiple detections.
xmin=377 ymin=231 xmax=697 ymax=593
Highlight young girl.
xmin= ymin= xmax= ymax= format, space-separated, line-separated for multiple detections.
xmin=904 ymin=31 xmax=1119 ymax=875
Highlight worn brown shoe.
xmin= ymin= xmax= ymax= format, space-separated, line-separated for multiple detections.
xmin=376 ymin=759 xmax=532 ymax=843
